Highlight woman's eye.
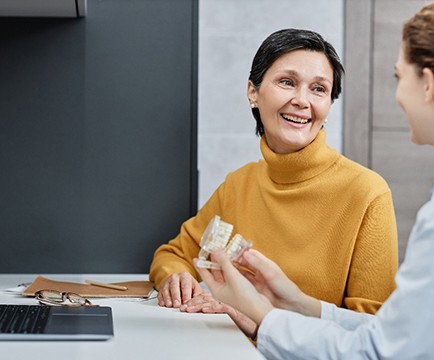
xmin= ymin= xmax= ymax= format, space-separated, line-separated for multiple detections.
xmin=280 ymin=79 xmax=294 ymax=86
xmin=313 ymin=85 xmax=326 ymax=93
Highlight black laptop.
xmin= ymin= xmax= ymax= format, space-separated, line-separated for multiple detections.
xmin=0 ymin=304 xmax=114 ymax=340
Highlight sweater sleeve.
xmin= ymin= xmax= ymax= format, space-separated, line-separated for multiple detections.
xmin=343 ymin=191 xmax=398 ymax=313
xmin=149 ymin=182 xmax=226 ymax=290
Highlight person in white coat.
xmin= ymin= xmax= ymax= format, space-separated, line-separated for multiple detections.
xmin=195 ymin=2 xmax=434 ymax=359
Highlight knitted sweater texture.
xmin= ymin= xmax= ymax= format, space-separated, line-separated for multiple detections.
xmin=150 ymin=130 xmax=398 ymax=314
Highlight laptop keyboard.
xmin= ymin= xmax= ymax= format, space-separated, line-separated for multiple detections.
xmin=0 ymin=305 xmax=50 ymax=334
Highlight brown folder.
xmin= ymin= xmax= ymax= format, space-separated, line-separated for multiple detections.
xmin=22 ymin=275 xmax=154 ymax=298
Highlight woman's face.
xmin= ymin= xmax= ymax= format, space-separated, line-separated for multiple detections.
xmin=248 ymin=50 xmax=333 ymax=154
xmin=395 ymin=42 xmax=434 ymax=145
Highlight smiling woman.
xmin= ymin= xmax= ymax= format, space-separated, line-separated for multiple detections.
xmin=248 ymin=50 xmax=333 ymax=154
xmin=149 ymin=28 xmax=398 ymax=342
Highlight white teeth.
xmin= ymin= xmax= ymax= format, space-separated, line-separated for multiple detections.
xmin=282 ymin=114 xmax=310 ymax=124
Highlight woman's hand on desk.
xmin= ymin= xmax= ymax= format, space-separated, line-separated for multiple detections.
xmin=179 ymin=293 xmax=258 ymax=338
xmin=157 ymin=272 xmax=204 ymax=308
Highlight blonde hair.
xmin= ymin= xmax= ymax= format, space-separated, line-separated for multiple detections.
xmin=403 ymin=2 xmax=434 ymax=74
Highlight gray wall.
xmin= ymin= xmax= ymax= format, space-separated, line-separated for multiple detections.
xmin=0 ymin=0 xmax=198 ymax=273
xmin=198 ymin=0 xmax=344 ymax=206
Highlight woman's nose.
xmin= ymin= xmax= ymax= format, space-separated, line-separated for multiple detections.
xmin=290 ymin=87 xmax=309 ymax=108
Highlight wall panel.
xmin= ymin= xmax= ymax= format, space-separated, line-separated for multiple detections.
xmin=0 ymin=0 xmax=198 ymax=273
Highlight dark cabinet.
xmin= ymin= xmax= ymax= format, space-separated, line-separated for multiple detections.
xmin=0 ymin=0 xmax=198 ymax=273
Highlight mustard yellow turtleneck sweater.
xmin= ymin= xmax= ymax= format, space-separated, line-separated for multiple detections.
xmin=150 ymin=130 xmax=398 ymax=314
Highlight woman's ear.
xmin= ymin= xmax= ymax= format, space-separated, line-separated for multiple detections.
xmin=422 ymin=67 xmax=434 ymax=102
xmin=247 ymin=80 xmax=258 ymax=105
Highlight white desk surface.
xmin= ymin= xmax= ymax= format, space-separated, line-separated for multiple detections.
xmin=0 ymin=274 xmax=265 ymax=360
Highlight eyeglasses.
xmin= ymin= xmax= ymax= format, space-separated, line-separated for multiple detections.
xmin=35 ymin=289 xmax=96 ymax=307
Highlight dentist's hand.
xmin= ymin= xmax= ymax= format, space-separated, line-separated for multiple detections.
xmin=238 ymin=249 xmax=321 ymax=317
xmin=194 ymin=248 xmax=273 ymax=325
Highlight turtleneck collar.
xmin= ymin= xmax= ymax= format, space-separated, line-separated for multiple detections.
xmin=260 ymin=129 xmax=340 ymax=184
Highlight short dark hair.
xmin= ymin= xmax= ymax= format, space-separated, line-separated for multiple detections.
xmin=249 ymin=29 xmax=345 ymax=136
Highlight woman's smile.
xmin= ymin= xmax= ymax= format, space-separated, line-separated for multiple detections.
xmin=281 ymin=113 xmax=312 ymax=125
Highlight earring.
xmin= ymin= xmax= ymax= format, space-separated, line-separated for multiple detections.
xmin=250 ymin=103 xmax=256 ymax=108
xmin=324 ymin=119 xmax=328 ymax=123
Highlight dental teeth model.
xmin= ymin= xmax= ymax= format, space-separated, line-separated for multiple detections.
xmin=196 ymin=215 xmax=252 ymax=270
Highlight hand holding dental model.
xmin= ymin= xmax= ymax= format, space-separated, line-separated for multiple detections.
xmin=180 ymin=216 xmax=259 ymax=339
xmin=195 ymin=247 xmax=321 ymax=325
xmin=194 ymin=217 xmax=320 ymax=329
